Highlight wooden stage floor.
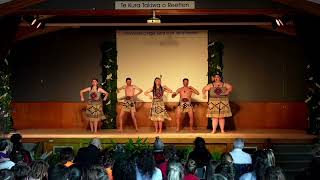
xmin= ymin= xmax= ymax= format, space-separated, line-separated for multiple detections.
xmin=3 ymin=128 xmax=316 ymax=144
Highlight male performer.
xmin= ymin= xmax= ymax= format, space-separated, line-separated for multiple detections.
xmin=117 ymin=78 xmax=143 ymax=132
xmin=172 ymin=78 xmax=200 ymax=132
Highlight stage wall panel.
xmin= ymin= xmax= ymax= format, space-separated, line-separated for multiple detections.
xmin=12 ymin=102 xmax=307 ymax=130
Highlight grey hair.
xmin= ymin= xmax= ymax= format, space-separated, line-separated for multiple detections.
xmin=167 ymin=162 xmax=184 ymax=180
xmin=233 ymin=138 xmax=245 ymax=149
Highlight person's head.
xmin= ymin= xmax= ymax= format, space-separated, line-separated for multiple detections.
xmin=0 ymin=139 xmax=10 ymax=153
xmin=68 ymin=165 xmax=82 ymax=180
xmin=48 ymin=163 xmax=70 ymax=180
xmin=164 ymin=145 xmax=178 ymax=161
xmin=215 ymin=161 xmax=235 ymax=180
xmin=59 ymin=147 xmax=74 ymax=164
xmin=233 ymin=138 xmax=245 ymax=149
xmin=210 ymin=174 xmax=228 ymax=180
xmin=220 ymin=153 xmax=233 ymax=165
xmin=265 ymin=166 xmax=285 ymax=180
xmin=252 ymin=150 xmax=269 ymax=180
xmin=206 ymin=160 xmax=220 ymax=180
xmin=112 ymin=158 xmax=136 ymax=180
xmin=0 ymin=169 xmax=14 ymax=180
xmin=194 ymin=137 xmax=208 ymax=152
xmin=10 ymin=133 xmax=22 ymax=145
xmin=90 ymin=138 xmax=102 ymax=150
xmin=12 ymin=162 xmax=31 ymax=180
xmin=167 ymin=162 xmax=184 ymax=180
xmin=183 ymin=78 xmax=189 ymax=87
xmin=91 ymin=79 xmax=99 ymax=87
xmin=154 ymin=77 xmax=161 ymax=86
xmin=153 ymin=136 xmax=164 ymax=153
xmin=84 ymin=165 xmax=108 ymax=180
xmin=211 ymin=74 xmax=222 ymax=83
xmin=137 ymin=149 xmax=156 ymax=178
xmin=29 ymin=160 xmax=49 ymax=179
xmin=100 ymin=149 xmax=114 ymax=169
xmin=126 ymin=78 xmax=132 ymax=86
xmin=186 ymin=159 xmax=197 ymax=174
xmin=264 ymin=149 xmax=276 ymax=167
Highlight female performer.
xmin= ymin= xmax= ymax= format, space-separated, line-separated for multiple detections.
xmin=80 ymin=78 xmax=109 ymax=133
xmin=202 ymin=73 xmax=232 ymax=133
xmin=144 ymin=77 xmax=173 ymax=133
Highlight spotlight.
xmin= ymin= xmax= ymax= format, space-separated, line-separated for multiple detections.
xmin=147 ymin=10 xmax=161 ymax=24
xmin=36 ymin=22 xmax=45 ymax=29
xmin=31 ymin=18 xmax=37 ymax=26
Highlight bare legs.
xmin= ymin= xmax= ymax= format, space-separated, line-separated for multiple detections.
xmin=187 ymin=110 xmax=194 ymax=131
xmin=118 ymin=109 xmax=139 ymax=132
xmin=131 ymin=111 xmax=138 ymax=132
xmin=118 ymin=110 xmax=125 ymax=132
xmin=175 ymin=108 xmax=194 ymax=132
xmin=154 ymin=121 xmax=163 ymax=133
xmin=89 ymin=119 xmax=99 ymax=133
xmin=175 ymin=109 xmax=181 ymax=132
xmin=211 ymin=118 xmax=225 ymax=133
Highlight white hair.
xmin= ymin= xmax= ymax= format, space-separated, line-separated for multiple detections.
xmin=167 ymin=162 xmax=184 ymax=180
xmin=233 ymin=138 xmax=245 ymax=149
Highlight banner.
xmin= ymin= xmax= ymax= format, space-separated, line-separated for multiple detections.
xmin=115 ymin=1 xmax=195 ymax=9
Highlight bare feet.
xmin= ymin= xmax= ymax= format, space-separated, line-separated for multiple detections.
xmin=221 ymin=130 xmax=225 ymax=133
xmin=176 ymin=128 xmax=180 ymax=132
xmin=190 ymin=128 xmax=194 ymax=132
xmin=135 ymin=128 xmax=139 ymax=132
xmin=118 ymin=128 xmax=123 ymax=133
xmin=211 ymin=130 xmax=216 ymax=134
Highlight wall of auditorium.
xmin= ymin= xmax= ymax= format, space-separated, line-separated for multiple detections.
xmin=10 ymin=28 xmax=306 ymax=102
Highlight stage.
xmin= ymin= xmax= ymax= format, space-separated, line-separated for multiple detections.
xmin=4 ymin=128 xmax=315 ymax=143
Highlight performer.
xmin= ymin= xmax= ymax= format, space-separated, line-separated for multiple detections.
xmin=172 ymin=78 xmax=199 ymax=132
xmin=80 ymin=78 xmax=109 ymax=133
xmin=144 ymin=77 xmax=173 ymax=133
xmin=202 ymin=73 xmax=232 ymax=133
xmin=117 ymin=77 xmax=143 ymax=132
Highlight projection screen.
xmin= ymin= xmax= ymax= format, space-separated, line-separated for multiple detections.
xmin=117 ymin=30 xmax=208 ymax=102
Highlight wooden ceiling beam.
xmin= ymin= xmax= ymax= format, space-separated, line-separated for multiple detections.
xmin=15 ymin=8 xmax=291 ymax=17
xmin=0 ymin=0 xmax=46 ymax=16
xmin=272 ymin=0 xmax=320 ymax=16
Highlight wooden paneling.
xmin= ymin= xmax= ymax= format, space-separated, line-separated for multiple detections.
xmin=12 ymin=101 xmax=308 ymax=130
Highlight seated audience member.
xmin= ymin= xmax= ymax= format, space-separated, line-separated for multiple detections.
xmin=153 ymin=136 xmax=165 ymax=165
xmin=215 ymin=153 xmax=235 ymax=180
xmin=59 ymin=147 xmax=74 ymax=167
xmin=230 ymin=138 xmax=252 ymax=179
xmin=205 ymin=160 xmax=220 ymax=180
xmin=12 ymin=162 xmax=31 ymax=180
xmin=265 ymin=166 xmax=286 ymax=180
xmin=0 ymin=139 xmax=15 ymax=170
xmin=100 ymin=149 xmax=114 ymax=180
xmin=240 ymin=150 xmax=269 ymax=180
xmin=184 ymin=159 xmax=199 ymax=180
xmin=84 ymin=165 xmax=109 ymax=180
xmin=264 ymin=149 xmax=276 ymax=167
xmin=28 ymin=160 xmax=49 ymax=180
xmin=230 ymin=138 xmax=252 ymax=164
xmin=112 ymin=157 xmax=136 ymax=180
xmin=136 ymin=149 xmax=162 ymax=180
xmin=167 ymin=162 xmax=184 ymax=180
xmin=69 ymin=164 xmax=83 ymax=180
xmin=48 ymin=163 xmax=70 ymax=180
xmin=74 ymin=138 xmax=102 ymax=167
xmin=189 ymin=137 xmax=212 ymax=168
xmin=0 ymin=169 xmax=14 ymax=180
xmin=9 ymin=133 xmax=32 ymax=165
xmin=159 ymin=145 xmax=177 ymax=180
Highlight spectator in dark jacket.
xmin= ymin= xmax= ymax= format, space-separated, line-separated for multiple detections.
xmin=74 ymin=138 xmax=102 ymax=167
